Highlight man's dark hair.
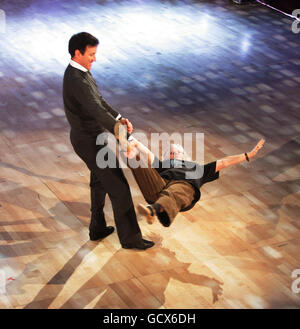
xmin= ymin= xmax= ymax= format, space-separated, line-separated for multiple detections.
xmin=68 ymin=32 xmax=99 ymax=58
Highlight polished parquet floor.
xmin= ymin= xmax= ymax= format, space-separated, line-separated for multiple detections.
xmin=0 ymin=0 xmax=299 ymax=309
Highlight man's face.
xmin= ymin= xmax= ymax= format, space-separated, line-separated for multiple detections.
xmin=74 ymin=45 xmax=98 ymax=71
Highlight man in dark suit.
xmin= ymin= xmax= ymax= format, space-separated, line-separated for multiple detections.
xmin=63 ymin=32 xmax=154 ymax=250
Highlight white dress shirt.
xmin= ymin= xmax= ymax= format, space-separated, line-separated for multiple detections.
xmin=69 ymin=59 xmax=88 ymax=72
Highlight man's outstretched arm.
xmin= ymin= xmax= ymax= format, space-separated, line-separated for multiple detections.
xmin=215 ymin=138 xmax=265 ymax=172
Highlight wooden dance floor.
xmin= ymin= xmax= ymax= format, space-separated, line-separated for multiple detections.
xmin=0 ymin=0 xmax=299 ymax=309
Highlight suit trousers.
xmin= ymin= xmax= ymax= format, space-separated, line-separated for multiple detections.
xmin=70 ymin=131 xmax=142 ymax=244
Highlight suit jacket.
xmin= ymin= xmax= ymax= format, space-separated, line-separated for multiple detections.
xmin=63 ymin=65 xmax=120 ymax=139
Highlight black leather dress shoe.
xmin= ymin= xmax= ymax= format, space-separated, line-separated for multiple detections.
xmin=89 ymin=226 xmax=114 ymax=241
xmin=121 ymin=238 xmax=155 ymax=250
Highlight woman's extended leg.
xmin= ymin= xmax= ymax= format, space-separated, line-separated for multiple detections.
xmin=137 ymin=180 xmax=195 ymax=227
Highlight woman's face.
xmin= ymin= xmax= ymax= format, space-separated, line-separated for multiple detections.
xmin=169 ymin=145 xmax=185 ymax=160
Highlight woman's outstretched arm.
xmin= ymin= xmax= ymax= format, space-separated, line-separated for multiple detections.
xmin=215 ymin=138 xmax=265 ymax=172
xmin=125 ymin=137 xmax=155 ymax=167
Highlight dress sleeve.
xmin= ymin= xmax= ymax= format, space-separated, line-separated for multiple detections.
xmin=200 ymin=161 xmax=220 ymax=186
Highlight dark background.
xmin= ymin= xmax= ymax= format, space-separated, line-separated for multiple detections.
xmin=258 ymin=0 xmax=299 ymax=14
